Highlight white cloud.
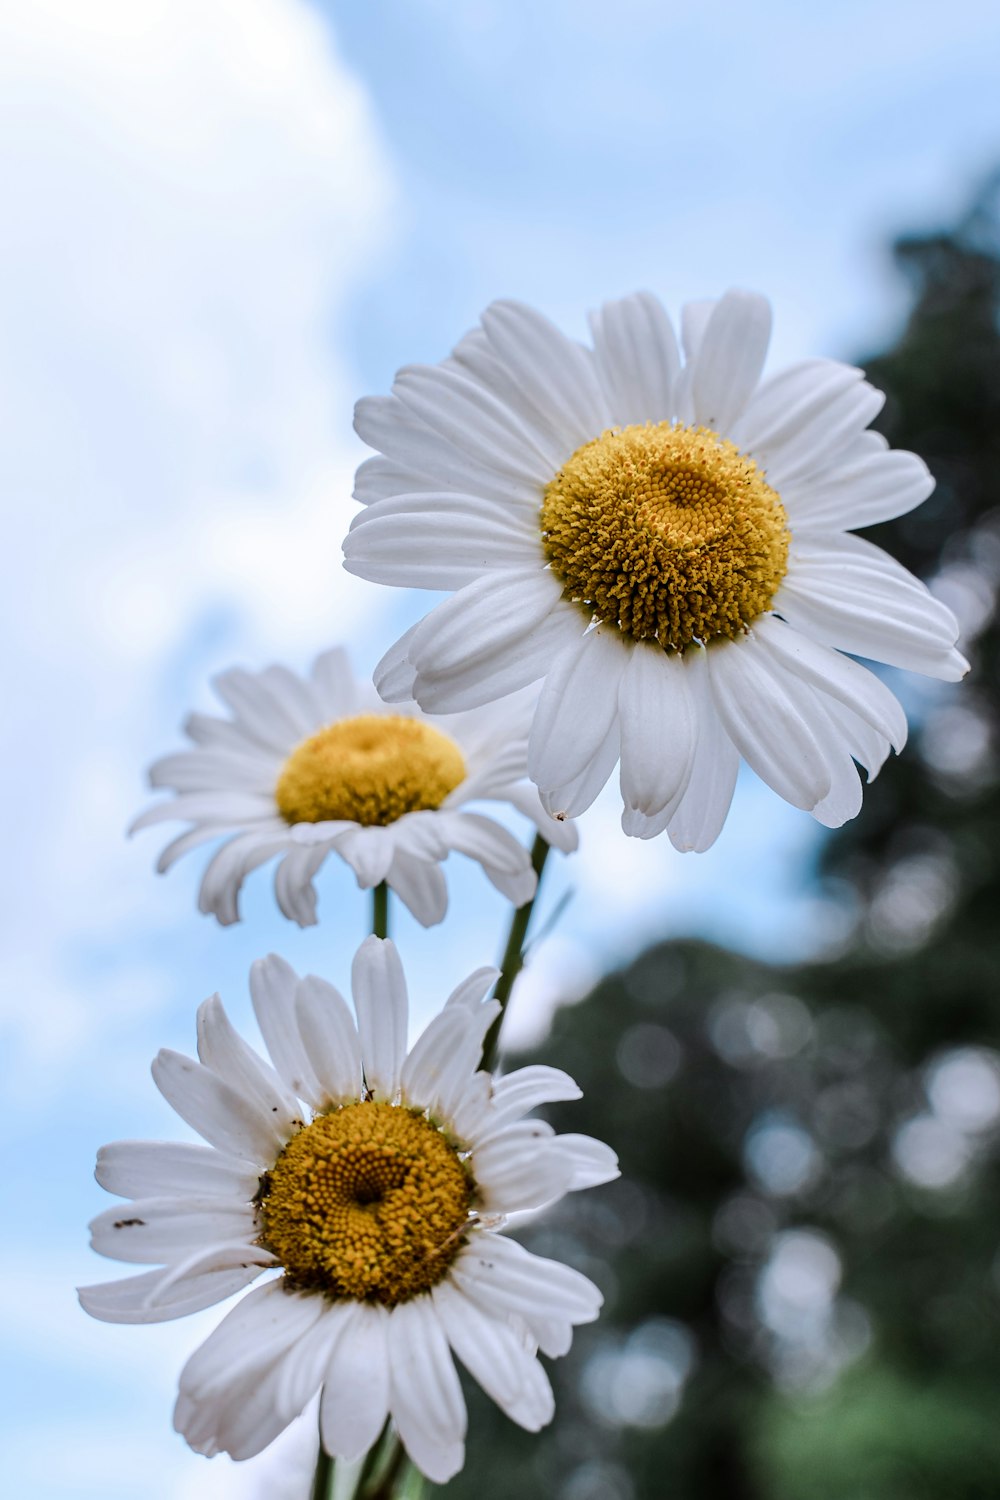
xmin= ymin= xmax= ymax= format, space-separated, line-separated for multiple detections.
xmin=0 ymin=0 xmax=396 ymax=1083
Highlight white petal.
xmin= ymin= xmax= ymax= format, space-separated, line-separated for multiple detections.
xmin=453 ymin=1233 xmax=602 ymax=1333
xmin=783 ymin=444 xmax=934 ymax=531
xmin=309 ymin=646 xmax=359 ymax=720
xmin=354 ymin=392 xmax=544 ymax=503
xmin=152 ymin=824 xmax=227 ymax=874
xmin=89 ymin=1197 xmax=256 ymax=1265
xmin=408 ymin=567 xmax=564 ymax=696
xmin=474 ymin=1123 xmax=575 ymax=1214
xmin=197 ymin=830 xmax=289 ymax=926
xmin=319 ymin=1302 xmax=391 ymax=1462
xmin=481 ymin=299 xmax=608 ymax=449
xmin=479 ymin=1065 xmax=582 ymax=1137
xmin=211 ymin=667 xmax=303 ymax=752
xmin=680 ymin=298 xmax=716 ymax=361
xmin=393 ymin=361 xmax=558 ymax=484
xmin=665 ymin=646 xmax=740 ymax=852
xmin=78 ymin=1261 xmax=266 ymax=1325
xmin=331 ymin=824 xmax=396 ymax=889
xmin=177 ymin=1280 xmax=324 ymax=1459
xmin=733 ymin=359 xmax=885 ymax=490
xmin=387 ymin=1298 xmax=467 ymax=1484
xmin=751 ymin=613 xmax=907 ymax=751
xmin=528 ymin=626 xmax=628 ymax=800
xmin=436 ymin=811 xmax=535 ymax=898
xmin=373 ymin=621 xmax=420 ymax=704
xmin=386 ymin=850 xmax=449 ymax=926
xmin=551 ymin=1133 xmax=620 ymax=1190
xmin=617 ymin=641 xmax=696 ymax=823
xmin=589 ymin=291 xmax=679 ymax=427
xmin=95 ymin=1140 xmax=259 ymax=1202
xmin=249 ymin=954 xmax=325 ymax=1107
xmin=432 ymin=1280 xmax=554 ymax=1431
xmin=344 ymin=495 xmax=544 ymax=589
xmin=690 ymin=289 xmax=772 ymax=431
xmin=500 ymin=782 xmax=580 ymax=852
xmin=352 ymin=936 xmax=409 ymax=1102
xmin=538 ymin=712 xmax=621 ymax=821
xmin=295 ymin=975 xmax=363 ymax=1106
xmin=706 ymin=634 xmax=832 ymax=811
xmin=445 ymin=966 xmax=500 ymax=1010
xmin=196 ymin=994 xmax=301 ymax=1132
xmin=413 ymin=601 xmax=583 ymax=714
xmin=776 ymin=533 xmax=967 ymax=679
xmin=151 ymin=1049 xmax=285 ymax=1164
xmin=130 ymin=790 xmax=276 ymax=832
xmin=273 ymin=843 xmax=328 ymax=926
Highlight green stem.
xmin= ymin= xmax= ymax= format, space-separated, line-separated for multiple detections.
xmin=480 ymin=833 xmax=550 ymax=1072
xmin=310 ymin=1439 xmax=334 ymax=1500
xmin=373 ymin=881 xmax=390 ymax=940
xmin=360 ymin=1433 xmax=408 ymax=1498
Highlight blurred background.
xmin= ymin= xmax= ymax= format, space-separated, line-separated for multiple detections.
xmin=3 ymin=2 xmax=999 ymax=1495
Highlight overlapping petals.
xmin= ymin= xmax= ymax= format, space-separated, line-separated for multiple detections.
xmin=345 ymin=289 xmax=968 ymax=846
xmin=131 ymin=647 xmax=576 ymax=928
xmin=80 ymin=940 xmax=616 ymax=1482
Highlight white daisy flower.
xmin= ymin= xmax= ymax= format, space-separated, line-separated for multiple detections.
xmin=131 ymin=648 xmax=576 ymax=927
xmin=79 ymin=938 xmax=616 ymax=1482
xmin=344 ymin=289 xmax=968 ymax=848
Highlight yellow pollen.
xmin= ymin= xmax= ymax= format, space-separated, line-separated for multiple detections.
xmin=274 ymin=714 xmax=466 ymax=826
xmin=260 ymin=1101 xmax=473 ymax=1305
xmin=540 ymin=421 xmax=790 ymax=651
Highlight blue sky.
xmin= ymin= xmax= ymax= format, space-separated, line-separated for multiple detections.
xmin=2 ymin=0 xmax=996 ymax=1494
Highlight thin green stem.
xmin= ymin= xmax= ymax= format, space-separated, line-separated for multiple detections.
xmin=373 ymin=881 xmax=390 ymax=940
xmin=360 ymin=1433 xmax=408 ymax=1499
xmin=480 ymin=833 xmax=550 ymax=1072
xmin=309 ymin=1438 xmax=334 ymax=1500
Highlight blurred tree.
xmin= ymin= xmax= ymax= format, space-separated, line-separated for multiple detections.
xmin=442 ymin=172 xmax=1000 ymax=1500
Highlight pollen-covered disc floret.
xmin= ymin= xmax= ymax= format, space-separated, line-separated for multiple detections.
xmin=347 ymin=287 xmax=969 ymax=847
xmin=80 ymin=940 xmax=619 ymax=1483
xmin=275 ymin=714 xmax=466 ymax=826
xmin=541 ymin=421 xmax=789 ymax=650
xmin=261 ymin=1100 xmax=471 ymax=1304
xmin=131 ymin=647 xmax=577 ymax=929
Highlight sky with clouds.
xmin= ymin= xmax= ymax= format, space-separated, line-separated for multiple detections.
xmin=3 ymin=0 xmax=998 ymax=1494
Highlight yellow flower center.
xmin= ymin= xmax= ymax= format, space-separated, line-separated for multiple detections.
xmin=260 ymin=1101 xmax=473 ymax=1305
xmin=274 ymin=714 xmax=466 ymax=826
xmin=540 ymin=421 xmax=790 ymax=651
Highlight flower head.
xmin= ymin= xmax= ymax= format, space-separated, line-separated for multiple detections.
xmin=80 ymin=939 xmax=616 ymax=1481
xmin=132 ymin=647 xmax=576 ymax=926
xmin=344 ymin=290 xmax=968 ymax=846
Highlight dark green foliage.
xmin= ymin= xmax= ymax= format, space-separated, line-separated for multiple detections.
xmin=442 ymin=176 xmax=1000 ymax=1499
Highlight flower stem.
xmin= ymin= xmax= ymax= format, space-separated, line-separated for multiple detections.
xmin=359 ymin=1432 xmax=408 ymax=1498
xmin=480 ymin=833 xmax=550 ymax=1072
xmin=373 ymin=881 xmax=390 ymax=940
xmin=310 ymin=1438 xmax=334 ymax=1500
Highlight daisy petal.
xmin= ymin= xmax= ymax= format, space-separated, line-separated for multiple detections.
xmin=589 ymin=291 xmax=680 ymax=427
xmin=433 ymin=1280 xmax=554 ymax=1431
xmin=618 ymin=641 xmax=696 ymax=823
xmin=351 ymin=936 xmax=409 ymax=1102
xmin=387 ymin=1297 xmax=467 ymax=1484
xmin=294 ymin=975 xmax=363 ymax=1106
xmin=78 ymin=1261 xmax=266 ymax=1325
xmin=481 ymin=298 xmax=608 ymax=449
xmin=386 ymin=850 xmax=449 ymax=926
xmin=691 ymin=289 xmax=772 ymax=431
xmin=528 ymin=626 xmax=628 ymax=801
xmin=89 ymin=1197 xmax=256 ymax=1265
xmin=666 ymin=646 xmax=740 ymax=853
xmin=705 ymin=634 xmax=832 ymax=811
xmin=319 ymin=1303 xmax=391 ymax=1462
xmin=195 ymin=994 xmax=300 ymax=1131
xmin=249 ymin=954 xmax=324 ymax=1107
xmin=95 ymin=1140 xmax=259 ymax=1202
xmin=151 ymin=1049 xmax=285 ymax=1163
